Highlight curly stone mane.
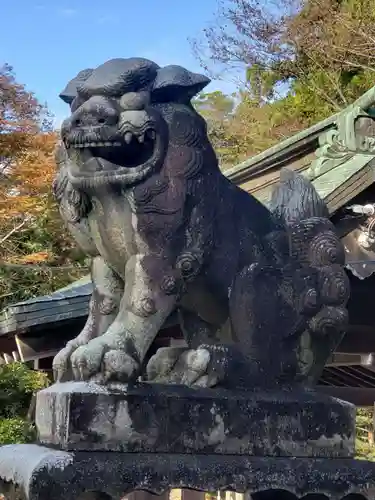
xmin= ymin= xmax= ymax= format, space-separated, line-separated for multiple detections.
xmin=52 ymin=142 xmax=92 ymax=223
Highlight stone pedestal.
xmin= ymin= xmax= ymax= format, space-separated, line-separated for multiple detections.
xmin=1 ymin=444 xmax=375 ymax=500
xmin=0 ymin=382 xmax=374 ymax=500
xmin=36 ymin=382 xmax=355 ymax=457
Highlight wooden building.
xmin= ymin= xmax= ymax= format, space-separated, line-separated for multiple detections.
xmin=3 ymin=85 xmax=375 ymax=406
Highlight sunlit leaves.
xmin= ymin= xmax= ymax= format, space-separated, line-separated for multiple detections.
xmin=356 ymin=408 xmax=375 ymax=460
xmin=0 ymin=363 xmax=49 ymax=445
xmin=0 ymin=66 xmax=87 ymax=310
xmin=191 ymin=0 xmax=375 ymax=165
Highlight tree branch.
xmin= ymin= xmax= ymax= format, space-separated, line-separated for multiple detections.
xmin=0 ymin=217 xmax=30 ymax=244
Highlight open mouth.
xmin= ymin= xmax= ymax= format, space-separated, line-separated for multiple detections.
xmin=67 ymin=128 xmax=158 ymax=173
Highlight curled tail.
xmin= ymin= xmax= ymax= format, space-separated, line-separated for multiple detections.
xmin=269 ymin=168 xmax=329 ymax=226
xmin=229 ymin=169 xmax=349 ymax=387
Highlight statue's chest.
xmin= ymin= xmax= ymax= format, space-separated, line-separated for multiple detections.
xmin=88 ymin=193 xmax=136 ymax=270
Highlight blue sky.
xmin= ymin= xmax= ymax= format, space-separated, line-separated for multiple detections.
xmin=1 ymin=0 xmax=238 ymax=127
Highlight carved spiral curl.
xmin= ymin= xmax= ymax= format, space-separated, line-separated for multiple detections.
xmin=299 ymin=287 xmax=319 ymax=315
xmin=289 ymin=218 xmax=345 ymax=266
xmin=131 ymin=297 xmax=156 ymax=317
xmin=318 ymin=265 xmax=350 ymax=306
xmin=307 ymin=230 xmax=345 ymax=267
xmin=176 ymin=251 xmax=202 ymax=280
xmin=308 ymin=306 xmax=348 ymax=337
xmin=160 ymin=275 xmax=179 ymax=295
xmin=52 ymin=143 xmax=92 ymax=222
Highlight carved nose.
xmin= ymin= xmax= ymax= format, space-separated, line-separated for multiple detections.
xmin=70 ymin=97 xmax=118 ymax=128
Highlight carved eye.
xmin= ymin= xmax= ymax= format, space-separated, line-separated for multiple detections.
xmin=120 ymin=91 xmax=150 ymax=111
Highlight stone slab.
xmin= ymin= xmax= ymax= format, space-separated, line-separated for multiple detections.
xmin=1 ymin=444 xmax=375 ymax=500
xmin=35 ymin=382 xmax=355 ymax=457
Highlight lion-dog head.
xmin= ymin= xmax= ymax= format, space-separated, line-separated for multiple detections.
xmin=57 ymin=57 xmax=216 ymax=187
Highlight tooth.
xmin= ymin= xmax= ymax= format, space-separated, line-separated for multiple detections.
xmin=138 ymin=133 xmax=145 ymax=143
xmin=97 ymin=142 xmax=104 ymax=146
xmin=89 ymin=142 xmax=97 ymax=147
xmin=113 ymin=141 xmax=121 ymax=146
xmin=104 ymin=141 xmax=112 ymax=146
xmin=124 ymin=132 xmax=133 ymax=144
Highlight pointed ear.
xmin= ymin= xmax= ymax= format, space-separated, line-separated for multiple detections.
xmin=59 ymin=69 xmax=94 ymax=104
xmin=151 ymin=65 xmax=210 ymax=102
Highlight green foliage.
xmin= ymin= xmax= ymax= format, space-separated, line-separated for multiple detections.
xmin=193 ymin=0 xmax=375 ymax=165
xmin=0 ymin=418 xmax=36 ymax=445
xmin=192 ymin=91 xmax=240 ymax=167
xmin=0 ymin=265 xmax=86 ymax=311
xmin=245 ymin=64 xmax=279 ymax=103
xmin=0 ymin=363 xmax=49 ymax=445
xmin=193 ymin=91 xmax=235 ymax=119
xmin=0 ymin=205 xmax=88 ymax=310
xmin=355 ymin=408 xmax=375 ymax=461
xmin=0 ymin=363 xmax=49 ymax=418
xmin=0 ymin=67 xmax=88 ymax=312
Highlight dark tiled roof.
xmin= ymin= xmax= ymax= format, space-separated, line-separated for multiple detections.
xmin=0 ymin=275 xmax=92 ymax=335
xmin=320 ymin=364 xmax=375 ymax=388
xmin=0 ymin=274 xmax=179 ymax=336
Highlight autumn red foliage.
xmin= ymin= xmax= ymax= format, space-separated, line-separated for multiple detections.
xmin=0 ymin=65 xmax=87 ymax=309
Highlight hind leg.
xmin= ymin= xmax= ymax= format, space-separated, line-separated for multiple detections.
xmin=146 ymin=309 xmax=218 ymax=385
xmin=146 ymin=309 xmax=247 ymax=388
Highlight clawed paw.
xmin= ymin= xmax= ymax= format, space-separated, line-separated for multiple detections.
xmin=146 ymin=345 xmax=220 ymax=388
xmin=53 ymin=344 xmax=75 ymax=382
xmin=70 ymin=340 xmax=106 ymax=381
xmin=69 ymin=339 xmax=140 ymax=383
xmin=180 ymin=348 xmax=213 ymax=386
xmin=102 ymin=350 xmax=139 ymax=383
xmin=146 ymin=346 xmax=188 ymax=382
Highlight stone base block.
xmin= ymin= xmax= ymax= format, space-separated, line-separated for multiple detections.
xmin=35 ymin=382 xmax=355 ymax=457
xmin=1 ymin=444 xmax=375 ymax=500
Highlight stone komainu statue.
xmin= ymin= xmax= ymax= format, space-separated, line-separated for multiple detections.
xmin=52 ymin=57 xmax=349 ymax=389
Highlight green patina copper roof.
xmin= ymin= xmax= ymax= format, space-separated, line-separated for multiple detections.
xmin=225 ymin=84 xmax=375 ymax=212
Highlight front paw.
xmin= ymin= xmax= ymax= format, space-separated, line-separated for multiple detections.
xmin=53 ymin=344 xmax=75 ymax=382
xmin=102 ymin=350 xmax=140 ymax=383
xmin=70 ymin=339 xmax=107 ymax=381
xmin=70 ymin=337 xmax=141 ymax=383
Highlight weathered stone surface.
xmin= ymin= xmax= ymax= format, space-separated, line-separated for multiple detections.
xmin=52 ymin=57 xmax=349 ymax=391
xmin=36 ymin=382 xmax=355 ymax=457
xmin=1 ymin=444 xmax=375 ymax=500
